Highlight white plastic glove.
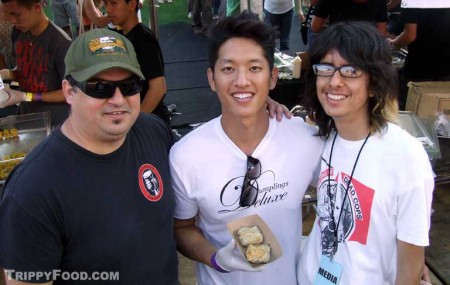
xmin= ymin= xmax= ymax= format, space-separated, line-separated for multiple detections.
xmin=213 ymin=239 xmax=264 ymax=272
xmin=0 ymin=85 xmax=25 ymax=108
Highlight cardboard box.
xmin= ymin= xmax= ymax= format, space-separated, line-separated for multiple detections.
xmin=227 ymin=214 xmax=282 ymax=267
xmin=405 ymin=81 xmax=450 ymax=120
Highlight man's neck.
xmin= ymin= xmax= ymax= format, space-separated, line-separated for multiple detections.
xmin=30 ymin=15 xmax=49 ymax=37
xmin=221 ymin=111 xmax=270 ymax=156
xmin=120 ymin=16 xmax=139 ymax=35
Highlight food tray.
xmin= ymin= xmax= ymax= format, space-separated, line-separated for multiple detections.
xmin=0 ymin=112 xmax=50 ymax=183
xmin=227 ymin=214 xmax=282 ymax=267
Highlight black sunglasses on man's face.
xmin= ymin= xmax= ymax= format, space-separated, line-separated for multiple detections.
xmin=67 ymin=75 xmax=143 ymax=99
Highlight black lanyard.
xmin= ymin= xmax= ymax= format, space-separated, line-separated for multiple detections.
xmin=327 ymin=131 xmax=371 ymax=257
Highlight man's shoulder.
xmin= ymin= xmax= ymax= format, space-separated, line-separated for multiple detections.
xmin=132 ymin=113 xmax=173 ymax=140
xmin=129 ymin=23 xmax=157 ymax=41
xmin=47 ymin=21 xmax=72 ymax=41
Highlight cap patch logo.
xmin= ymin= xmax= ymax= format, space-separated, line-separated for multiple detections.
xmin=139 ymin=164 xmax=164 ymax=202
xmin=89 ymin=36 xmax=127 ymax=56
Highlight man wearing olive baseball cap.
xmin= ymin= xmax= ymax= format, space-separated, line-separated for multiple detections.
xmin=0 ymin=29 xmax=179 ymax=284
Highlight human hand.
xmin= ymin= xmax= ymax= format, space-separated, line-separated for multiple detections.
xmin=0 ymin=85 xmax=25 ymax=108
xmin=298 ymin=12 xmax=305 ymax=23
xmin=0 ymin=69 xmax=11 ymax=81
xmin=266 ymin=96 xmax=291 ymax=121
xmin=213 ymin=239 xmax=264 ymax=272
xmin=420 ymin=264 xmax=431 ymax=284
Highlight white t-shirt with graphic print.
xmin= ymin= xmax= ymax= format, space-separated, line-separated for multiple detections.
xmin=170 ymin=116 xmax=324 ymax=285
xmin=297 ymin=123 xmax=434 ymax=285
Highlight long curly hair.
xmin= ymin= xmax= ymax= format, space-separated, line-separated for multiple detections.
xmin=302 ymin=21 xmax=399 ymax=139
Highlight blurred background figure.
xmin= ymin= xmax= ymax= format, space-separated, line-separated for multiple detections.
xmin=263 ymin=0 xmax=300 ymax=53
xmin=310 ymin=0 xmax=388 ymax=36
xmin=388 ymin=1 xmax=450 ymax=110
xmin=299 ymin=0 xmax=317 ymax=49
xmin=0 ymin=2 xmax=17 ymax=118
xmin=78 ymin=0 xmax=109 ymax=33
xmin=51 ymin=0 xmax=80 ymax=38
xmin=0 ymin=3 xmax=14 ymax=70
xmin=0 ymin=0 xmax=71 ymax=126
xmin=387 ymin=0 xmax=402 ymax=36
xmin=190 ymin=0 xmax=212 ymax=34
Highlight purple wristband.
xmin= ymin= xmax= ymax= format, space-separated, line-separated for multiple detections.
xmin=33 ymin=92 xmax=42 ymax=102
xmin=210 ymin=252 xmax=230 ymax=273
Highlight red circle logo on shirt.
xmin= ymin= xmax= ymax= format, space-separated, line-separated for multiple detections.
xmin=139 ymin=164 xmax=164 ymax=202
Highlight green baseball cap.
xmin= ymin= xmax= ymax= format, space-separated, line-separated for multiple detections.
xmin=64 ymin=29 xmax=144 ymax=81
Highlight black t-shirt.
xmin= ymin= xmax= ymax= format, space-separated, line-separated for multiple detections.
xmin=313 ymin=0 xmax=387 ymax=24
xmin=401 ymin=8 xmax=450 ymax=79
xmin=0 ymin=114 xmax=178 ymax=284
xmin=125 ymin=24 xmax=170 ymax=124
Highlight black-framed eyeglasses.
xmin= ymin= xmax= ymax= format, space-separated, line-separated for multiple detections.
xmin=67 ymin=75 xmax=144 ymax=99
xmin=239 ymin=156 xmax=261 ymax=207
xmin=313 ymin=64 xmax=363 ymax=78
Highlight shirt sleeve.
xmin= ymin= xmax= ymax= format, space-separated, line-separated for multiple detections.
xmin=395 ymin=144 xmax=434 ymax=246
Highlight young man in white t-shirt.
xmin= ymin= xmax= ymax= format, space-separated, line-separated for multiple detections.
xmin=170 ymin=10 xmax=324 ymax=285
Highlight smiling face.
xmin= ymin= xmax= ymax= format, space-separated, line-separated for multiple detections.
xmin=316 ymin=49 xmax=371 ymax=128
xmin=63 ymin=68 xmax=140 ymax=147
xmin=207 ymin=37 xmax=278 ymax=121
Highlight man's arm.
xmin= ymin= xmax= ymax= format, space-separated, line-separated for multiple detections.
xmin=376 ymin=22 xmax=388 ymax=37
xmin=174 ymin=218 xmax=216 ymax=266
xmin=140 ymin=76 xmax=167 ymax=113
xmin=395 ymin=240 xmax=424 ymax=285
xmin=83 ymin=0 xmax=110 ymax=28
xmin=0 ymin=88 xmax=66 ymax=108
xmin=389 ymin=23 xmax=417 ymax=49
xmin=310 ymin=16 xmax=326 ymax=33
xmin=387 ymin=0 xmax=401 ymax=11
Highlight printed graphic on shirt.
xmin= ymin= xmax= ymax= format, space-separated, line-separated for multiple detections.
xmin=16 ymin=40 xmax=50 ymax=92
xmin=217 ymin=169 xmax=289 ymax=214
xmin=139 ymin=163 xmax=164 ymax=202
xmin=317 ymin=163 xmax=375 ymax=257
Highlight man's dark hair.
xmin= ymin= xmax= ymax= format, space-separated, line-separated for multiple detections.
xmin=1 ymin=0 xmax=40 ymax=8
xmin=207 ymin=10 xmax=278 ymax=71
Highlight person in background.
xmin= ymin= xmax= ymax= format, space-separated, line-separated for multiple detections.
xmin=388 ymin=0 xmax=450 ymax=110
xmin=0 ymin=2 xmax=17 ymax=118
xmin=190 ymin=0 xmax=212 ymax=34
xmin=387 ymin=0 xmax=402 ymax=36
xmin=78 ymin=0 xmax=110 ymax=33
xmin=0 ymin=3 xmax=14 ymax=70
xmin=50 ymin=0 xmax=79 ymax=38
xmin=310 ymin=0 xmax=388 ymax=36
xmin=171 ymin=11 xmax=323 ymax=285
xmin=0 ymin=28 xmax=179 ymax=284
xmin=0 ymin=0 xmax=71 ymax=127
xmin=299 ymin=0 xmax=317 ymax=49
xmin=297 ymin=21 xmax=434 ymax=284
xmin=263 ymin=0 xmax=302 ymax=52
xmin=104 ymin=0 xmax=170 ymax=124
